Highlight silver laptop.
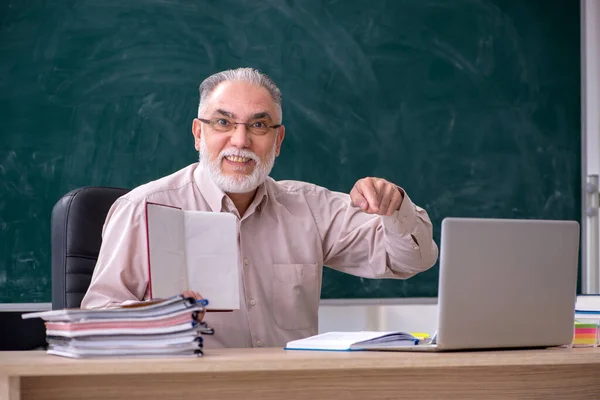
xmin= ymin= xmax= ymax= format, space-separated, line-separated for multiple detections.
xmin=390 ymin=217 xmax=580 ymax=352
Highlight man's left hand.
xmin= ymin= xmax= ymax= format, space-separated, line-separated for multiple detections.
xmin=350 ymin=177 xmax=404 ymax=216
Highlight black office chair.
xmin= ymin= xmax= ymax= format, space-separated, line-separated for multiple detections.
xmin=51 ymin=186 xmax=129 ymax=310
xmin=0 ymin=186 xmax=129 ymax=350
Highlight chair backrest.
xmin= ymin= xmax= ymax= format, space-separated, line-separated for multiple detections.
xmin=51 ymin=186 xmax=129 ymax=310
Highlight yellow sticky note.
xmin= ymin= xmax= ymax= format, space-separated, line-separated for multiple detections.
xmin=410 ymin=332 xmax=430 ymax=340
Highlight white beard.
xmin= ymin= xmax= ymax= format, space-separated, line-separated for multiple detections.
xmin=199 ymin=135 xmax=277 ymax=194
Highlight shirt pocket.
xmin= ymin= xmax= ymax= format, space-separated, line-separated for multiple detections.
xmin=272 ymin=263 xmax=321 ymax=331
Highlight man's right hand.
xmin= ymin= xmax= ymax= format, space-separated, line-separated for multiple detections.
xmin=182 ymin=290 xmax=206 ymax=321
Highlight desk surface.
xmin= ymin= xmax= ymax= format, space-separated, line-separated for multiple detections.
xmin=1 ymin=346 xmax=600 ymax=376
xmin=1 ymin=347 xmax=600 ymax=400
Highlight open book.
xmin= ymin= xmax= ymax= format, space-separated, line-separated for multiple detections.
xmin=145 ymin=203 xmax=240 ymax=310
xmin=284 ymin=331 xmax=428 ymax=351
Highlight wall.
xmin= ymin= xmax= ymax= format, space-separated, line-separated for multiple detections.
xmin=319 ymin=296 xmax=590 ymax=335
xmin=318 ymin=302 xmax=438 ymax=334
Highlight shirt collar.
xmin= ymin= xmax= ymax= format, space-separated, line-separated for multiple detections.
xmin=194 ymin=163 xmax=269 ymax=214
xmin=195 ymin=163 xmax=226 ymax=212
xmin=247 ymin=179 xmax=269 ymax=215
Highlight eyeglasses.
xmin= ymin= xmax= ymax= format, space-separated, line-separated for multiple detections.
xmin=198 ymin=117 xmax=281 ymax=136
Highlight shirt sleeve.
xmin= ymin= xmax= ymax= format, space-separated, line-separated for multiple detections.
xmin=80 ymin=197 xmax=150 ymax=309
xmin=311 ymin=187 xmax=439 ymax=279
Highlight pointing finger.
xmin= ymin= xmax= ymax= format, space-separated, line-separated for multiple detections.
xmin=350 ymin=188 xmax=368 ymax=210
xmin=359 ymin=178 xmax=380 ymax=213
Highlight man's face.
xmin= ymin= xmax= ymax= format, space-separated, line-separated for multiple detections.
xmin=192 ymin=81 xmax=285 ymax=194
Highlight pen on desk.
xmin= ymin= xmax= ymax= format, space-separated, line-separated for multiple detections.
xmin=430 ymin=331 xmax=438 ymax=344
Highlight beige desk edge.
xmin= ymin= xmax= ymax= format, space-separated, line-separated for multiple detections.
xmin=0 ymin=347 xmax=599 ymax=377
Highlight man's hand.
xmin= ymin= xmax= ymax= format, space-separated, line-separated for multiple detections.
xmin=350 ymin=177 xmax=404 ymax=216
xmin=182 ymin=290 xmax=206 ymax=321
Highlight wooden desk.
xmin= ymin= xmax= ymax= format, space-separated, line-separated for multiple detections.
xmin=1 ymin=347 xmax=599 ymax=400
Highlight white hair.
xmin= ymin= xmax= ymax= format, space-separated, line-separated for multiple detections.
xmin=197 ymin=67 xmax=283 ymax=122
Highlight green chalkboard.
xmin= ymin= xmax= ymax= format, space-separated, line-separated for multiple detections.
xmin=0 ymin=0 xmax=581 ymax=302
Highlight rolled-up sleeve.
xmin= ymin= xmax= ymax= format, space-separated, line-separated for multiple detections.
xmin=80 ymin=198 xmax=150 ymax=309
xmin=313 ymin=187 xmax=438 ymax=279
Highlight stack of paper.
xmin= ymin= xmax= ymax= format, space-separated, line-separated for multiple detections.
xmin=573 ymin=321 xmax=598 ymax=346
xmin=22 ymin=295 xmax=213 ymax=358
xmin=573 ymin=295 xmax=600 ymax=347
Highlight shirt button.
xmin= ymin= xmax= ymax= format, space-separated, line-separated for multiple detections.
xmin=256 ymin=340 xmax=263 ymax=347
xmin=249 ymin=298 xmax=256 ymax=306
xmin=413 ymin=244 xmax=419 ymax=250
xmin=401 ymin=216 xmax=407 ymax=223
xmin=244 ymin=258 xmax=249 ymax=265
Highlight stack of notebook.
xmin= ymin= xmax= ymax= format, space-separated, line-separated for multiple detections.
xmin=573 ymin=295 xmax=600 ymax=347
xmin=22 ymin=295 xmax=213 ymax=358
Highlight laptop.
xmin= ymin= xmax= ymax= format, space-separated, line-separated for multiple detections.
xmin=387 ymin=217 xmax=580 ymax=352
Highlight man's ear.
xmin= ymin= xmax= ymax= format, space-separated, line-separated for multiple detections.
xmin=192 ymin=118 xmax=202 ymax=151
xmin=275 ymin=125 xmax=285 ymax=157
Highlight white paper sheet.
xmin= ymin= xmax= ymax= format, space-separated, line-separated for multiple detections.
xmin=146 ymin=204 xmax=188 ymax=299
xmin=146 ymin=203 xmax=240 ymax=310
xmin=183 ymin=210 xmax=239 ymax=310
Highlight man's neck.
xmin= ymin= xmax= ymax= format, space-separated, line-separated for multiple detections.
xmin=226 ymin=189 xmax=257 ymax=217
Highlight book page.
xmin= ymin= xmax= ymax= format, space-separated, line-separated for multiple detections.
xmin=183 ymin=211 xmax=240 ymax=310
xmin=146 ymin=203 xmax=188 ymax=299
xmin=286 ymin=331 xmax=396 ymax=350
xmin=576 ymin=295 xmax=600 ymax=311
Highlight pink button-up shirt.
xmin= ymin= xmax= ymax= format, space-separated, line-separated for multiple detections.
xmin=81 ymin=163 xmax=438 ymax=348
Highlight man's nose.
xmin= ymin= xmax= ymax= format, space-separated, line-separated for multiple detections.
xmin=229 ymin=124 xmax=251 ymax=148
